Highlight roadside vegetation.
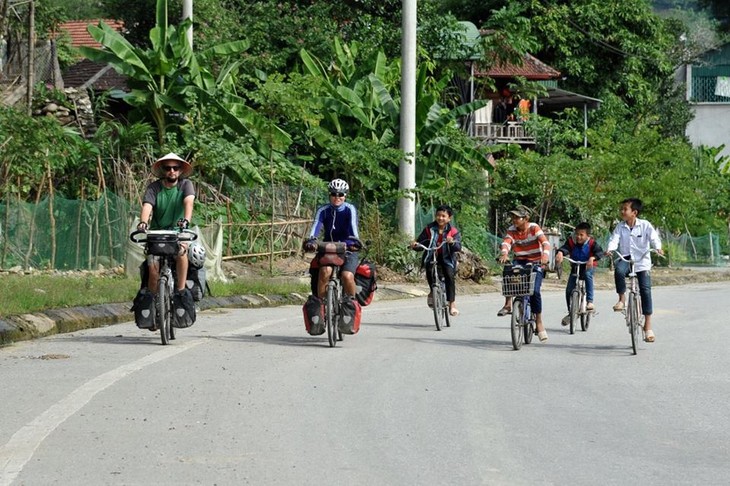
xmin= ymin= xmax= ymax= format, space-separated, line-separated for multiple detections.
xmin=1 ymin=0 xmax=729 ymax=292
xmin=0 ymin=272 xmax=308 ymax=318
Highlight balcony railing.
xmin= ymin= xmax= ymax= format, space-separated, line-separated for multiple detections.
xmin=473 ymin=121 xmax=535 ymax=145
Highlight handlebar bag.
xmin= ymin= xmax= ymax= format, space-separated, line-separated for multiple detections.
xmin=145 ymin=232 xmax=179 ymax=257
xmin=317 ymin=242 xmax=346 ymax=266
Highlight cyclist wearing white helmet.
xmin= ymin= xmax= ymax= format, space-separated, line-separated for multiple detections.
xmin=304 ymin=178 xmax=361 ymax=298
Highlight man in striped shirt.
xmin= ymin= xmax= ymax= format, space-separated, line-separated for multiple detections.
xmin=497 ymin=205 xmax=551 ymax=342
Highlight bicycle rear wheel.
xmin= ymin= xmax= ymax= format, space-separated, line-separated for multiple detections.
xmin=569 ymin=290 xmax=579 ymax=335
xmin=432 ymin=286 xmax=444 ymax=331
xmin=325 ymin=282 xmax=337 ymax=347
xmin=157 ymin=276 xmax=171 ymax=345
xmin=628 ymin=293 xmax=640 ymax=355
xmin=510 ymin=300 xmax=524 ymax=350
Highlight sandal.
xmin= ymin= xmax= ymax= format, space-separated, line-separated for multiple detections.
xmin=644 ymin=329 xmax=655 ymax=343
xmin=450 ymin=308 xmax=460 ymax=317
xmin=538 ymin=330 xmax=548 ymax=342
xmin=613 ymin=302 xmax=625 ymax=312
xmin=497 ymin=306 xmax=512 ymax=317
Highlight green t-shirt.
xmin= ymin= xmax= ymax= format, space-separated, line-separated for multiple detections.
xmin=142 ymin=179 xmax=195 ymax=230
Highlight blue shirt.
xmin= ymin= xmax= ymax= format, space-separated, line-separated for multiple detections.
xmin=308 ymin=202 xmax=360 ymax=244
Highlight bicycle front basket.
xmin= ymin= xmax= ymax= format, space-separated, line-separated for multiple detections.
xmin=145 ymin=231 xmax=179 ymax=257
xmin=501 ymin=267 xmax=537 ymax=297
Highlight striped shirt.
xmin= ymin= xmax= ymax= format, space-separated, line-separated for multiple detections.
xmin=501 ymin=222 xmax=550 ymax=262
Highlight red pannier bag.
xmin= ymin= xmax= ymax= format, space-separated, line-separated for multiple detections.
xmin=302 ymin=294 xmax=325 ymax=335
xmin=339 ymin=297 xmax=362 ymax=335
xmin=354 ymin=260 xmax=377 ymax=306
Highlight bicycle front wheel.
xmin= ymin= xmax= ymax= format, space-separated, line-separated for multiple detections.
xmin=524 ymin=304 xmax=534 ymax=345
xmin=628 ymin=293 xmax=641 ymax=355
xmin=432 ymin=286 xmax=444 ymax=331
xmin=157 ymin=276 xmax=171 ymax=346
xmin=510 ymin=299 xmax=524 ymax=350
xmin=325 ymin=282 xmax=337 ymax=347
xmin=442 ymin=282 xmax=451 ymax=328
xmin=569 ymin=290 xmax=579 ymax=335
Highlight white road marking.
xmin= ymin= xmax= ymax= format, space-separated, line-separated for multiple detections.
xmin=0 ymin=319 xmax=283 ymax=486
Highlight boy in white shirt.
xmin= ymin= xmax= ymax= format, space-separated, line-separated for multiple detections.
xmin=605 ymin=198 xmax=664 ymax=342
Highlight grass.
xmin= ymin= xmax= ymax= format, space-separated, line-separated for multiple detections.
xmin=0 ymin=273 xmax=309 ymax=318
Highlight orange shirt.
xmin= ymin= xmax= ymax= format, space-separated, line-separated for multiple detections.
xmin=501 ymin=222 xmax=550 ymax=262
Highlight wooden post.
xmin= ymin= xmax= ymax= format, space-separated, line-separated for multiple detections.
xmin=24 ymin=172 xmax=45 ymax=269
xmin=76 ymin=182 xmax=84 ymax=269
xmin=97 ymin=155 xmax=114 ymax=267
xmin=26 ymin=0 xmax=35 ymax=116
xmin=46 ymin=156 xmax=56 ymax=269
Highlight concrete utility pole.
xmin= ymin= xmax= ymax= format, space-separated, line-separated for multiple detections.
xmin=398 ymin=0 xmax=417 ymax=237
xmin=182 ymin=0 xmax=192 ymax=49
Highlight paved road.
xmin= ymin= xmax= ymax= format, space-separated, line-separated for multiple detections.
xmin=2 ymin=282 xmax=729 ymax=485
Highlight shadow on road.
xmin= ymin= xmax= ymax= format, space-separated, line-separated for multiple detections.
xmin=212 ymin=333 xmax=335 ymax=348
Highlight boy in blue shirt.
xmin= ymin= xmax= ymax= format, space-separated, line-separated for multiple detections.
xmin=555 ymin=222 xmax=604 ymax=327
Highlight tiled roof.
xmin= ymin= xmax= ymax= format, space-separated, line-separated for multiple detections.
xmin=475 ymin=53 xmax=561 ymax=80
xmin=56 ymin=19 xmax=125 ymax=48
xmin=62 ymin=59 xmax=128 ymax=91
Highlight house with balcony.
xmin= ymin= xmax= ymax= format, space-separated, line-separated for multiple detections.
xmin=681 ymin=42 xmax=730 ymax=160
xmin=451 ymin=21 xmax=601 ymax=148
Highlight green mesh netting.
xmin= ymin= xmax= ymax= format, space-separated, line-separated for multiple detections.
xmin=664 ymin=232 xmax=724 ymax=266
xmin=1 ymin=191 xmax=132 ymax=270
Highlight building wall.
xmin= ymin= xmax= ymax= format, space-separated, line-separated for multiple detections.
xmin=686 ymin=104 xmax=730 ymax=159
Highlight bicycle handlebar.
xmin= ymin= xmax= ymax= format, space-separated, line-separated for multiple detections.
xmin=304 ymin=237 xmax=364 ymax=253
xmin=129 ymin=228 xmax=199 ymax=244
xmin=565 ymin=257 xmax=590 ymax=265
xmin=411 ymin=241 xmax=446 ymax=252
xmin=611 ymin=248 xmax=664 ymax=263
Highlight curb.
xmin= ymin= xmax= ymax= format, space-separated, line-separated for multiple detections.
xmin=0 ymin=285 xmax=430 ymax=347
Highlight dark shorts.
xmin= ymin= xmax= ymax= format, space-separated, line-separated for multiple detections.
xmin=341 ymin=252 xmax=359 ymax=274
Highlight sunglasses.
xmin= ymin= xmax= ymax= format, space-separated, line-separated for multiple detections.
xmin=329 ymin=192 xmax=346 ymax=198
xmin=164 ymin=165 xmax=180 ymax=172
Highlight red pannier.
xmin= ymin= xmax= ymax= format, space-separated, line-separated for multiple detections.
xmin=354 ymin=260 xmax=377 ymax=306
xmin=302 ymin=294 xmax=325 ymax=335
xmin=339 ymin=297 xmax=362 ymax=334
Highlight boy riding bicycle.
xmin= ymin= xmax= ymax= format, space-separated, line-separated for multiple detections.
xmin=497 ymin=205 xmax=550 ymax=342
xmin=555 ymin=222 xmax=604 ymax=327
xmin=605 ymin=198 xmax=663 ymax=343
xmin=410 ymin=204 xmax=462 ymax=317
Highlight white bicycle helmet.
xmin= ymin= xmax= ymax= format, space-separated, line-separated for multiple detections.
xmin=188 ymin=243 xmax=206 ymax=268
xmin=328 ymin=178 xmax=349 ymax=194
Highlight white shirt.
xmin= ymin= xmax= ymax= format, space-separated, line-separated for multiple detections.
xmin=606 ymin=218 xmax=662 ymax=272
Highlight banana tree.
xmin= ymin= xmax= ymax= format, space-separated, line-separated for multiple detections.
xmin=79 ymin=0 xmax=290 ymax=158
xmin=301 ymin=38 xmax=489 ymax=177
xmin=369 ymin=62 xmax=490 ymax=183
xmin=300 ymin=38 xmax=398 ymax=144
